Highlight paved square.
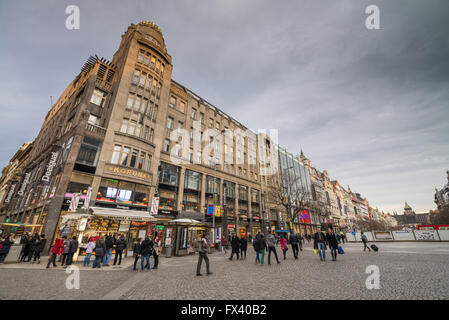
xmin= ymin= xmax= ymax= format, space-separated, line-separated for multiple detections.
xmin=0 ymin=242 xmax=448 ymax=300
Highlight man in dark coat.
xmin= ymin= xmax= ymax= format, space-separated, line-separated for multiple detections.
xmin=313 ymin=227 xmax=327 ymax=261
xmin=290 ymin=233 xmax=299 ymax=259
xmin=229 ymin=234 xmax=240 ymax=261
xmin=140 ymin=236 xmax=153 ymax=270
xmin=326 ymin=228 xmax=339 ymax=261
xmin=103 ymin=234 xmax=114 ymax=266
xmin=240 ymin=236 xmax=248 ymax=260
xmin=0 ymin=234 xmax=15 ymax=264
xmin=93 ymin=237 xmax=106 ymax=268
xmin=114 ymin=234 xmax=127 ymax=266
xmin=33 ymin=234 xmax=47 ymax=264
xmin=27 ymin=233 xmax=40 ymax=263
xmin=66 ymin=236 xmax=79 ymax=266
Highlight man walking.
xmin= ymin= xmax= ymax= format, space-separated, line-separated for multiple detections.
xmin=229 ymin=233 xmax=240 ymax=261
xmin=267 ymin=231 xmax=280 ymax=265
xmin=313 ymin=227 xmax=327 ymax=262
xmin=140 ymin=236 xmax=153 ymax=271
xmin=289 ymin=232 xmax=299 ymax=259
xmin=103 ymin=233 xmax=114 ymax=266
xmin=66 ymin=236 xmax=78 ymax=267
xmin=196 ymin=233 xmax=212 ymax=276
xmin=114 ymin=234 xmax=127 ymax=266
xmin=340 ymin=231 xmax=345 ymax=244
xmin=361 ymin=232 xmax=371 ymax=252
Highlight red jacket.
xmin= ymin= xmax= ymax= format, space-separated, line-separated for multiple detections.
xmin=51 ymin=238 xmax=64 ymax=255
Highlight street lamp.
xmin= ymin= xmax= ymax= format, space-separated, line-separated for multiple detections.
xmin=212 ymin=129 xmax=226 ymax=244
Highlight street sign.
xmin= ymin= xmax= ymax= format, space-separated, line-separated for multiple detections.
xmin=215 ymin=206 xmax=221 ymax=217
xmin=207 ymin=204 xmax=214 ymax=215
xmin=150 ymin=197 xmax=160 ymax=215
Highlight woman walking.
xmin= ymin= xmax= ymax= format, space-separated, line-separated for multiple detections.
xmin=326 ymin=228 xmax=339 ymax=261
xmin=61 ymin=236 xmax=71 ymax=266
xmin=83 ymin=238 xmax=96 ymax=267
xmin=221 ymin=236 xmax=227 ymax=255
xmin=258 ymin=234 xmax=267 ymax=265
xmin=132 ymin=238 xmax=141 ymax=271
xmin=34 ymin=234 xmax=47 ymax=264
xmin=0 ymin=234 xmax=15 ymax=264
xmin=240 ymin=235 xmax=247 ymax=260
xmin=153 ymin=234 xmax=161 ymax=269
xmin=280 ymin=234 xmax=288 ymax=260
xmin=46 ymin=236 xmax=64 ymax=268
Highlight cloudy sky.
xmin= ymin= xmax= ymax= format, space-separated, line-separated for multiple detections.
xmin=1 ymin=0 xmax=448 ymax=214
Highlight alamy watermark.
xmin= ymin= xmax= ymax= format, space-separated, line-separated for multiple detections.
xmin=365 ymin=265 xmax=380 ymax=289
xmin=65 ymin=5 xmax=80 ymax=30
xmin=365 ymin=5 xmax=380 ymax=30
xmin=65 ymin=265 xmax=80 ymax=289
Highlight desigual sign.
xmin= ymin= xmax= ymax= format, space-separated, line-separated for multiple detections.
xmin=42 ymin=151 xmax=59 ymax=183
xmin=107 ymin=165 xmax=149 ymax=180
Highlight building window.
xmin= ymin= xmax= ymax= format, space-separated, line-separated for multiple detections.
xmin=163 ymin=139 xmax=170 ymax=153
xmin=191 ymin=108 xmax=197 ymax=119
xmin=126 ymin=93 xmax=135 ymax=110
xmin=199 ymin=112 xmax=204 ymax=124
xmin=90 ymin=89 xmax=106 ymax=107
xmin=169 ymin=96 xmax=176 ymax=108
xmin=75 ymin=137 xmax=102 ymax=168
xmin=88 ymin=114 xmax=100 ymax=126
xmin=178 ymin=101 xmax=186 ymax=113
xmin=132 ymin=70 xmax=140 ymax=85
xmin=111 ymin=145 xmax=121 ymax=164
xmin=130 ymin=149 xmax=138 ymax=168
xmin=167 ymin=117 xmax=173 ymax=129
xmin=121 ymin=147 xmax=130 ymax=166
xmin=133 ymin=96 xmax=141 ymax=112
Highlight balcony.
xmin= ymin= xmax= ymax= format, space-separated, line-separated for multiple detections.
xmin=86 ymin=122 xmax=106 ymax=138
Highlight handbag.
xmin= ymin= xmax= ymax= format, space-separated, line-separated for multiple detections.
xmin=338 ymin=246 xmax=344 ymax=254
xmin=313 ymin=249 xmax=319 ymax=254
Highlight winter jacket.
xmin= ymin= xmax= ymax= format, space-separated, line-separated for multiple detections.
xmin=153 ymin=239 xmax=161 ymax=256
xmin=280 ymin=237 xmax=287 ymax=250
xmin=258 ymin=237 xmax=267 ymax=251
xmin=95 ymin=240 xmax=106 ymax=257
xmin=231 ymin=236 xmax=240 ymax=251
xmin=140 ymin=239 xmax=153 ymax=255
xmin=326 ymin=233 xmax=339 ymax=250
xmin=0 ymin=238 xmax=14 ymax=254
xmin=361 ymin=234 xmax=368 ymax=243
xmin=115 ymin=237 xmax=127 ymax=251
xmin=290 ymin=234 xmax=298 ymax=245
xmin=133 ymin=242 xmax=141 ymax=256
xmin=313 ymin=232 xmax=327 ymax=250
xmin=198 ymin=238 xmax=209 ymax=254
xmin=85 ymin=241 xmax=96 ymax=254
xmin=38 ymin=238 xmax=47 ymax=252
xmin=62 ymin=239 xmax=71 ymax=254
xmin=266 ymin=234 xmax=276 ymax=247
xmin=240 ymin=238 xmax=248 ymax=250
xmin=51 ymin=238 xmax=64 ymax=255
xmin=69 ymin=239 xmax=79 ymax=254
xmin=30 ymin=235 xmax=41 ymax=252
xmin=105 ymin=236 xmax=114 ymax=250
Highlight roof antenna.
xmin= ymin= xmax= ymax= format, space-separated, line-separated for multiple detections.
xmin=50 ymin=96 xmax=53 ymax=107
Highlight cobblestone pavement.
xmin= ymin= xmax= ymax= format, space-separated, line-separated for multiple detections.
xmin=0 ymin=242 xmax=448 ymax=300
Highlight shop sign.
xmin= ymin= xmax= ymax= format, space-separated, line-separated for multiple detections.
xmin=227 ymin=224 xmax=235 ymax=229
xmin=107 ymin=165 xmax=149 ymax=180
xmin=156 ymin=225 xmax=164 ymax=230
xmin=150 ymin=197 xmax=159 ymax=215
xmin=42 ymin=149 xmax=60 ymax=184
xmin=207 ymin=204 xmax=214 ymax=216
xmin=215 ymin=206 xmax=221 ymax=217
xmin=4 ymin=182 xmax=17 ymax=204
xmin=17 ymin=172 xmax=31 ymax=196
xmin=119 ymin=220 xmax=131 ymax=232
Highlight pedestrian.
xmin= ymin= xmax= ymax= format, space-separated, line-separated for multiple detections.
xmin=313 ymin=227 xmax=327 ymax=262
xmin=267 ymin=231 xmax=280 ymax=265
xmin=229 ymin=233 xmax=240 ymax=261
xmin=361 ymin=232 xmax=371 ymax=252
xmin=114 ymin=234 xmax=127 ymax=266
xmin=46 ymin=236 xmax=64 ymax=268
xmin=280 ymin=234 xmax=288 ymax=260
xmin=340 ymin=231 xmax=346 ymax=244
xmin=336 ymin=233 xmax=341 ymax=244
xmin=140 ymin=236 xmax=153 ymax=271
xmin=0 ymin=233 xmax=15 ymax=264
xmin=221 ymin=236 xmax=227 ymax=255
xmin=33 ymin=234 xmax=47 ymax=264
xmin=66 ymin=236 xmax=79 ymax=267
xmin=196 ymin=233 xmax=212 ymax=276
xmin=258 ymin=233 xmax=267 ymax=264
xmin=153 ymin=234 xmax=161 ymax=269
xmin=93 ymin=237 xmax=106 ymax=268
xmin=83 ymin=238 xmax=96 ymax=267
xmin=326 ymin=228 xmax=339 ymax=261
xmin=19 ymin=232 xmax=30 ymax=262
xmin=289 ymin=232 xmax=299 ymax=259
xmin=132 ymin=238 xmax=141 ymax=271
xmin=240 ymin=235 xmax=247 ymax=259
xmin=61 ymin=236 xmax=70 ymax=266
xmin=102 ymin=233 xmax=114 ymax=266
xmin=298 ymin=233 xmax=304 ymax=251
xmin=27 ymin=233 xmax=40 ymax=263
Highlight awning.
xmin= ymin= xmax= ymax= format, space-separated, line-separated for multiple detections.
xmin=89 ymin=206 xmax=159 ymax=222
xmin=1 ymin=223 xmax=42 ymax=227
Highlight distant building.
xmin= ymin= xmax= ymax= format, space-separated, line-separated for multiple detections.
xmin=434 ymin=171 xmax=449 ymax=210
xmin=394 ymin=202 xmax=430 ymax=228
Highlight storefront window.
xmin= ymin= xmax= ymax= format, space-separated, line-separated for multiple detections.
xmin=238 ymin=185 xmax=248 ymax=202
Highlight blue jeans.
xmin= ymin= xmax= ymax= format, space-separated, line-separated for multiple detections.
xmin=141 ymin=254 xmax=150 ymax=270
xmin=92 ymin=255 xmax=102 ymax=268
xmin=255 ymin=250 xmax=260 ymax=262
xmin=317 ymin=242 xmax=326 ymax=260
xmin=83 ymin=253 xmax=92 ymax=266
xmin=103 ymin=249 xmax=112 ymax=264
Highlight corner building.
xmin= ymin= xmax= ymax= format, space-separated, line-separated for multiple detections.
xmin=3 ymin=21 xmax=270 ymax=255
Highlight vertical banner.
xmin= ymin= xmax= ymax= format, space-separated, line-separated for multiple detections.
xmin=41 ymin=145 xmax=62 ymax=185
xmin=83 ymin=186 xmax=92 ymax=209
xmin=69 ymin=193 xmax=80 ymax=212
xmin=150 ymin=196 xmax=160 ymax=215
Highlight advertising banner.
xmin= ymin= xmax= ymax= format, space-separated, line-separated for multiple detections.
xmin=374 ymin=231 xmax=393 ymax=241
xmin=150 ymin=197 xmax=159 ymax=215
xmin=414 ymin=230 xmax=440 ymax=241
xmin=392 ymin=230 xmax=415 ymax=240
xmin=17 ymin=171 xmax=31 ymax=196
xmin=41 ymin=146 xmax=61 ymax=185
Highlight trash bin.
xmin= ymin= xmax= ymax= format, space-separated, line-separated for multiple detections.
xmin=165 ymin=245 xmax=172 ymax=258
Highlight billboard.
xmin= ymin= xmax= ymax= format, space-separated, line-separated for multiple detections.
xmin=392 ymin=230 xmax=415 ymax=240
xmin=374 ymin=231 xmax=393 ymax=240
xmin=414 ymin=230 xmax=440 ymax=241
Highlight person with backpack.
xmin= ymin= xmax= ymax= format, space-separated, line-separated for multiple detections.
xmin=196 ymin=233 xmax=212 ymax=276
xmin=289 ymin=233 xmax=299 ymax=259
xmin=313 ymin=227 xmax=327 ymax=262
xmin=326 ymin=228 xmax=339 ymax=261
xmin=93 ymin=237 xmax=106 ymax=268
xmin=103 ymin=233 xmax=114 ymax=266
xmin=267 ymin=231 xmax=280 ymax=265
xmin=114 ymin=234 xmax=127 ymax=266
xmin=46 ymin=236 xmax=64 ymax=268
xmin=229 ymin=233 xmax=240 ymax=261
xmin=66 ymin=236 xmax=79 ymax=267
xmin=361 ymin=232 xmax=371 ymax=252
xmin=140 ymin=236 xmax=153 ymax=271
xmin=240 ymin=235 xmax=247 ymax=260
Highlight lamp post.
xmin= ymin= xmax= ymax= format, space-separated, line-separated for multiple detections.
xmin=212 ymin=129 xmax=226 ymax=245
